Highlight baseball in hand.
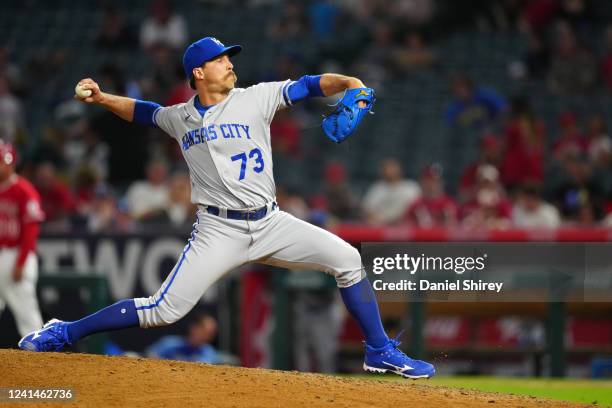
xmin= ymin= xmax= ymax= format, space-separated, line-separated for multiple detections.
xmin=75 ymin=83 xmax=92 ymax=98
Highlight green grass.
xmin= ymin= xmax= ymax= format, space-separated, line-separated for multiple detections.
xmin=353 ymin=375 xmax=612 ymax=406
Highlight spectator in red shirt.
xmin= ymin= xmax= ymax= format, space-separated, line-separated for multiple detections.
xmin=552 ymin=111 xmax=587 ymax=160
xmin=0 ymin=140 xmax=45 ymax=337
xmin=165 ymin=79 xmax=196 ymax=106
xmin=33 ymin=162 xmax=76 ymax=227
xmin=271 ymin=109 xmax=302 ymax=158
xmin=403 ymin=164 xmax=458 ymax=228
xmin=164 ymin=64 xmax=196 ymax=106
xmin=459 ymin=134 xmax=503 ymax=203
xmin=522 ymin=0 xmax=559 ymax=34
xmin=73 ymin=165 xmax=99 ymax=212
xmin=461 ymin=165 xmax=512 ymax=230
xmin=500 ymin=98 xmax=545 ymax=191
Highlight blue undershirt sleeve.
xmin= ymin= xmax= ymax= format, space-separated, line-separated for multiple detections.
xmin=285 ymin=75 xmax=324 ymax=105
xmin=133 ymin=100 xmax=162 ymax=127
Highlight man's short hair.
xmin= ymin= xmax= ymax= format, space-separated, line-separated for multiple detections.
xmin=189 ymin=76 xmax=196 ymax=90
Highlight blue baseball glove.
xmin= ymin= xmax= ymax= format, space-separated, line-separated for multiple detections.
xmin=322 ymin=87 xmax=375 ymax=143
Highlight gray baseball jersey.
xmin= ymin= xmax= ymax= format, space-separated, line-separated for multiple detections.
xmin=153 ymin=80 xmax=293 ymax=209
xmin=134 ymin=80 xmax=365 ymax=329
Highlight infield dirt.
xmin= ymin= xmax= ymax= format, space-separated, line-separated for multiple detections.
xmin=0 ymin=349 xmax=593 ymax=407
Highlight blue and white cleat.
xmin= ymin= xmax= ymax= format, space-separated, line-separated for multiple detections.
xmin=18 ymin=319 xmax=72 ymax=352
xmin=363 ymin=336 xmax=435 ymax=379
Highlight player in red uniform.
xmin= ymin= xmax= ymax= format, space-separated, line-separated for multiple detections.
xmin=0 ymin=140 xmax=45 ymax=338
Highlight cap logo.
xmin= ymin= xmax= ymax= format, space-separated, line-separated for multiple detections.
xmin=210 ymin=37 xmax=224 ymax=47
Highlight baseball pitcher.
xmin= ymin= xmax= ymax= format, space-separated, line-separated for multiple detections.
xmin=19 ymin=37 xmax=434 ymax=379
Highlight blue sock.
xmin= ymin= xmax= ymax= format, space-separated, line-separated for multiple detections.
xmin=65 ymin=299 xmax=140 ymax=344
xmin=339 ymin=278 xmax=389 ymax=348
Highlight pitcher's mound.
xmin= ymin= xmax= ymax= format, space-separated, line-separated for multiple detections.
xmin=0 ymin=349 xmax=586 ymax=407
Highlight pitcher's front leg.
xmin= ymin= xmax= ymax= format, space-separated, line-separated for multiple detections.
xmin=254 ymin=211 xmax=435 ymax=378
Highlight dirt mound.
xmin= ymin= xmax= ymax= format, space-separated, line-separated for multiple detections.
xmin=0 ymin=349 xmax=587 ymax=407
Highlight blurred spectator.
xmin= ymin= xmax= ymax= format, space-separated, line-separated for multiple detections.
xmin=64 ymin=124 xmax=109 ymax=182
xmin=97 ymin=63 xmax=128 ymax=97
xmin=323 ymin=162 xmax=360 ymax=222
xmin=33 ymin=163 xmax=76 ymax=227
xmin=334 ymin=0 xmax=377 ymax=23
xmin=461 ymin=165 xmax=512 ymax=229
xmin=308 ymin=194 xmax=330 ymax=228
xmin=548 ymin=21 xmax=598 ymax=95
xmin=290 ymin=204 xmax=343 ymax=373
xmin=500 ymin=98 xmax=545 ymax=190
xmin=474 ymin=0 xmax=523 ymax=31
xmin=276 ymin=186 xmax=310 ymax=220
xmin=403 ymin=164 xmax=458 ymax=227
xmin=271 ymin=109 xmax=302 ymax=158
xmin=0 ymin=76 xmax=23 ymax=142
xmin=266 ymin=1 xmax=309 ymax=41
xmin=87 ymin=186 xmax=131 ymax=233
xmin=524 ymin=31 xmax=550 ymax=79
xmin=362 ymin=158 xmax=421 ymax=225
xmin=166 ymin=172 xmax=196 ymax=227
xmin=23 ymin=49 xmax=68 ymax=96
xmin=164 ymin=63 xmax=195 ymax=105
xmin=352 ymin=22 xmax=394 ymax=90
xmin=140 ymin=0 xmax=188 ymax=51
xmin=601 ymin=25 xmax=612 ymax=92
xmin=585 ymin=113 xmax=611 ymax=164
xmin=557 ymin=0 xmax=593 ymax=30
xmin=459 ymin=134 xmax=503 ymax=202
xmin=552 ymin=111 xmax=586 ymax=160
xmin=125 ymin=160 xmax=170 ymax=222
xmin=512 ymin=183 xmax=561 ymax=228
xmin=391 ymin=31 xmax=437 ymax=75
xmin=521 ymin=0 xmax=559 ymax=34
xmin=550 ymin=153 xmax=603 ymax=223
xmin=293 ymin=276 xmax=343 ymax=373
xmin=309 ymin=0 xmax=341 ymax=42
xmin=602 ymin=207 xmax=612 ymax=227
xmin=146 ymin=312 xmax=234 ymax=364
xmin=261 ymin=54 xmax=306 ymax=85
xmin=90 ymin=66 xmax=148 ymax=184
xmin=28 ymin=126 xmax=68 ymax=171
xmin=73 ymin=165 xmax=101 ymax=217
xmin=0 ymin=47 xmax=24 ymax=96
xmin=95 ymin=4 xmax=134 ymax=49
xmin=444 ymin=74 xmax=507 ymax=128
xmin=392 ymin=0 xmax=435 ymax=26
xmin=142 ymin=45 xmax=181 ymax=102
xmin=576 ymin=200 xmax=597 ymax=225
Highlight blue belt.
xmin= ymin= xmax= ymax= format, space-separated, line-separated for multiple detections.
xmin=206 ymin=202 xmax=277 ymax=221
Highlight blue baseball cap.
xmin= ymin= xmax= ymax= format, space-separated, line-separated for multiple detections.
xmin=182 ymin=37 xmax=242 ymax=79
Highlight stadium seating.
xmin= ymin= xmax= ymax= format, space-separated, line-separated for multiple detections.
xmin=1 ymin=0 xmax=611 ymax=195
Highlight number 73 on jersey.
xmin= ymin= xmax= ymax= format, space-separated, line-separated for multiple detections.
xmin=231 ymin=148 xmax=264 ymax=181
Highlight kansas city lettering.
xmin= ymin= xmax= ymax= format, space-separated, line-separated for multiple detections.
xmin=182 ymin=123 xmax=251 ymax=151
